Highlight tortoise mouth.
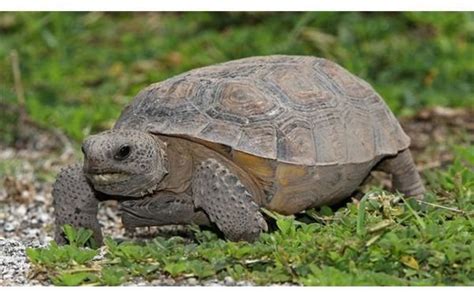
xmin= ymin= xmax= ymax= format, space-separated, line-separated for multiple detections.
xmin=85 ymin=171 xmax=161 ymax=198
xmin=88 ymin=172 xmax=130 ymax=185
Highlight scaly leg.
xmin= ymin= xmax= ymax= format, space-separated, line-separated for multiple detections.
xmin=376 ymin=149 xmax=425 ymax=199
xmin=192 ymin=158 xmax=267 ymax=242
xmin=53 ymin=164 xmax=103 ymax=244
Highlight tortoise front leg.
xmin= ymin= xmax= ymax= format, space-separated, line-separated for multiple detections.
xmin=53 ymin=163 xmax=103 ymax=245
xmin=192 ymin=158 xmax=268 ymax=242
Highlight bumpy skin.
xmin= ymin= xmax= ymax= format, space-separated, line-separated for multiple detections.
xmin=81 ymin=130 xmax=168 ymax=197
xmin=192 ymin=158 xmax=268 ymax=242
xmin=53 ymin=164 xmax=102 ymax=245
xmin=376 ymin=149 xmax=425 ymax=198
xmin=53 ymin=161 xmax=211 ymax=244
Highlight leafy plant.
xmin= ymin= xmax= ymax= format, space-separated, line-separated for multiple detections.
xmin=62 ymin=224 xmax=98 ymax=249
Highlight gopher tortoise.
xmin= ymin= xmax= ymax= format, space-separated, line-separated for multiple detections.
xmin=53 ymin=55 xmax=425 ymax=244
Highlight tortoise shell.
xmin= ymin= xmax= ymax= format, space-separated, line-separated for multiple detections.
xmin=115 ymin=55 xmax=410 ymax=166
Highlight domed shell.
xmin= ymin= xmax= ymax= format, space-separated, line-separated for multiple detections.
xmin=115 ymin=55 xmax=410 ymax=166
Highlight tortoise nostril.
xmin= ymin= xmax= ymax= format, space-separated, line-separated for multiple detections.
xmin=114 ymin=144 xmax=131 ymax=161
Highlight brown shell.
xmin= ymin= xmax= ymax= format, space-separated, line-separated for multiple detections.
xmin=115 ymin=55 xmax=410 ymax=166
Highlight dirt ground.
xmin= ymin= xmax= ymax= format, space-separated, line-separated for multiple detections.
xmin=0 ymin=106 xmax=473 ymax=285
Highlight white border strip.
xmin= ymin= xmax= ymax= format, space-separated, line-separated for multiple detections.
xmin=0 ymin=0 xmax=473 ymax=11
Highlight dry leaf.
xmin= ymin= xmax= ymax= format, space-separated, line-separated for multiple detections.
xmin=401 ymin=255 xmax=420 ymax=270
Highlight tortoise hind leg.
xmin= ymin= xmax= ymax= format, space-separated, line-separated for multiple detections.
xmin=376 ymin=149 xmax=425 ymax=199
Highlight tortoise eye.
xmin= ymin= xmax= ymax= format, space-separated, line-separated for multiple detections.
xmin=115 ymin=145 xmax=131 ymax=161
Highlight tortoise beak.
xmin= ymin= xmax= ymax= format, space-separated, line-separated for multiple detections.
xmin=83 ymin=159 xmax=99 ymax=174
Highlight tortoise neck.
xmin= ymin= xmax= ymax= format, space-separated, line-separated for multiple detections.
xmin=155 ymin=135 xmax=194 ymax=194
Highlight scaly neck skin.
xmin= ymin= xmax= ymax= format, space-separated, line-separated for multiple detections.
xmin=154 ymin=136 xmax=194 ymax=194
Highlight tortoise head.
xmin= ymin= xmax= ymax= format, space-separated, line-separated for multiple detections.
xmin=81 ymin=129 xmax=168 ymax=197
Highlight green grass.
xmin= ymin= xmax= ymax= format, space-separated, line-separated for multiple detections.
xmin=26 ymin=146 xmax=474 ymax=286
xmin=1 ymin=12 xmax=473 ymax=141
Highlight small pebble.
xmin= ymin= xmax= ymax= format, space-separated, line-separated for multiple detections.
xmin=187 ymin=277 xmax=198 ymax=285
xmin=16 ymin=205 xmax=27 ymax=216
xmin=39 ymin=213 xmax=49 ymax=223
xmin=224 ymin=276 xmax=235 ymax=285
xmin=0 ymin=238 xmax=30 ymax=285
xmin=4 ymin=223 xmax=15 ymax=232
